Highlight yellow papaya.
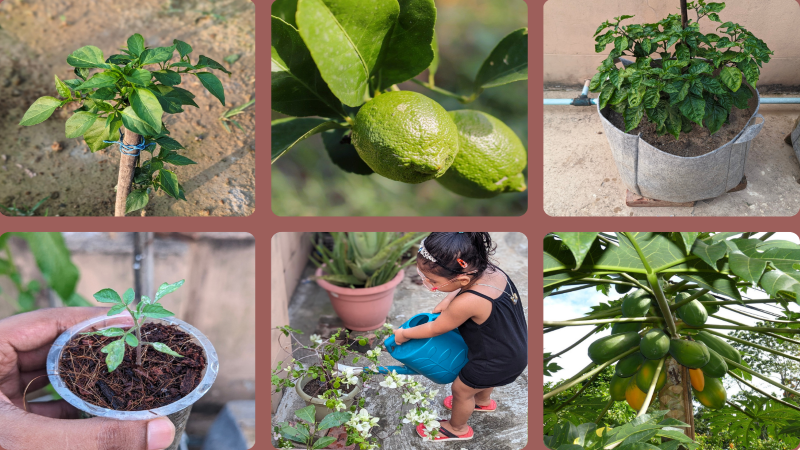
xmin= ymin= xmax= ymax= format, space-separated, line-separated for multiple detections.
xmin=636 ymin=358 xmax=667 ymax=393
xmin=626 ymin=377 xmax=648 ymax=410
xmin=689 ymin=368 xmax=705 ymax=391
xmin=693 ymin=375 xmax=726 ymax=409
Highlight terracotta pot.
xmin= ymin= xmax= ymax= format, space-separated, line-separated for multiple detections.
xmin=295 ymin=374 xmax=362 ymax=423
xmin=315 ymin=267 xmax=404 ymax=331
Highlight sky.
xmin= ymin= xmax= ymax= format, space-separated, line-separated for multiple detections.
xmin=543 ymin=232 xmax=800 ymax=400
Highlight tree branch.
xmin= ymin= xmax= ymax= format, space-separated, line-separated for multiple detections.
xmin=545 ymin=325 xmax=602 ymax=361
xmin=544 ymin=347 xmax=640 ymax=401
xmin=637 ymin=357 xmax=666 ymax=417
xmin=705 ymin=329 xmax=800 ymax=364
xmin=728 ymin=371 xmax=800 ymax=414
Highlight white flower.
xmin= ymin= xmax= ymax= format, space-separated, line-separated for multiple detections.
xmin=310 ymin=334 xmax=323 ymax=346
xmin=366 ymin=347 xmax=382 ymax=358
xmin=383 ymin=323 xmax=394 ymax=329
xmin=379 ymin=378 xmax=398 ymax=389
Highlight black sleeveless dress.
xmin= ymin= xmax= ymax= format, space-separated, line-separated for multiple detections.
xmin=455 ymin=267 xmax=528 ymax=389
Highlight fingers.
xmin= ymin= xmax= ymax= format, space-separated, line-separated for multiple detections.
xmin=19 ymin=368 xmax=50 ymax=394
xmin=0 ymin=405 xmax=176 ymax=450
xmin=25 ymin=399 xmax=80 ymax=420
xmin=0 ymin=308 xmax=114 ymax=353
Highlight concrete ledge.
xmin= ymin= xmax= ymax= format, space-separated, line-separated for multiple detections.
xmin=202 ymin=400 xmax=255 ymax=450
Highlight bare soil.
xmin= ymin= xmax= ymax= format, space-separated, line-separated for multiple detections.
xmin=59 ymin=323 xmax=207 ymax=411
xmin=303 ymin=378 xmax=358 ymax=397
xmin=0 ymin=0 xmax=255 ymax=216
xmin=606 ymin=93 xmax=758 ymax=157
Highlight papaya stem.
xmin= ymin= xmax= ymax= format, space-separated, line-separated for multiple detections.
xmin=758 ymin=232 xmax=776 ymax=241
xmin=720 ymin=305 xmax=797 ymax=323
xmin=576 ymin=278 xmax=639 ymax=288
xmin=664 ymin=279 xmax=690 ymax=293
xmin=545 ymin=306 xmax=624 ymax=333
xmin=624 ymin=232 xmax=654 ymax=274
xmin=637 ymin=357 xmax=666 ymax=417
xmin=619 ymin=273 xmax=653 ymax=293
xmin=728 ymin=371 xmax=800 ymax=414
xmin=703 ymin=299 xmax=787 ymax=306
xmin=547 ymin=285 xmax=594 ymax=296
xmin=594 ymin=397 xmax=614 ymax=424
xmin=705 ymin=329 xmax=800 ymax=364
xmin=710 ymin=314 xmax=800 ymax=346
xmin=545 ymin=325 xmax=603 ymax=362
xmin=544 ymin=317 xmax=663 ymax=327
xmin=647 ymin=272 xmax=679 ymax=338
xmin=722 ymin=357 xmax=800 ymax=397
xmin=688 ymin=325 xmax=800 ymax=334
xmin=547 ymin=361 xmax=597 ymax=396
xmin=544 ymin=346 xmax=640 ymax=401
xmin=669 ymin=289 xmax=710 ymax=311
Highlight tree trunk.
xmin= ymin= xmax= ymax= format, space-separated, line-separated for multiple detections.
xmin=658 ymin=358 xmax=695 ymax=439
xmin=114 ymin=128 xmax=141 ymax=217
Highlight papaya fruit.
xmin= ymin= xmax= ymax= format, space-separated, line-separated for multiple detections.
xmin=621 ymin=289 xmax=653 ymax=317
xmin=669 ymin=339 xmax=710 ymax=369
xmin=693 ymin=375 xmax=727 ymax=409
xmin=693 ymin=331 xmax=741 ymax=365
xmin=614 ymin=282 xmax=633 ymax=294
xmin=635 ymin=358 xmax=667 ymax=393
xmin=625 ymin=376 xmax=648 ymax=410
xmin=676 ymin=294 xmax=708 ymax=326
xmin=611 ymin=321 xmax=643 ymax=335
xmin=588 ymin=332 xmax=642 ymax=364
xmin=703 ymin=302 xmax=720 ymax=316
xmin=609 ymin=374 xmax=628 ymax=401
xmin=689 ymin=368 xmax=705 ymax=391
xmin=700 ymin=348 xmax=729 ymax=378
xmin=615 ymin=352 xmax=646 ymax=378
xmin=640 ymin=329 xmax=670 ymax=360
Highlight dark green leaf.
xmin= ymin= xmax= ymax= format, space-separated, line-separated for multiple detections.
xmin=139 ymin=45 xmax=176 ymax=65
xmin=151 ymin=342 xmax=183 ymax=357
xmin=90 ymin=88 xmax=117 ymax=100
xmin=375 ymin=0 xmax=436 ymax=91
xmin=321 ymin=128 xmax=373 ymax=175
xmin=101 ymin=339 xmax=125 ymax=372
xmin=195 ymin=72 xmax=225 ymax=105
xmin=553 ymin=233 xmax=599 ymax=269
xmin=65 ymin=112 xmax=98 ymax=138
xmin=127 ymin=34 xmax=145 ymax=57
xmin=124 ymin=69 xmax=153 ymax=86
xmin=599 ymin=83 xmax=615 ymax=109
xmin=720 ymin=66 xmax=742 ymax=92
xmin=271 ymin=0 xmax=298 ymax=27
xmin=700 ymin=76 xmax=726 ymax=95
xmin=170 ymin=62 xmax=195 ymax=69
xmin=665 ymin=105 xmax=682 ymax=139
xmin=741 ymin=59 xmax=759 ymax=87
xmin=312 ymin=437 xmax=337 ymax=449
xmin=589 ymin=72 xmax=603 ymax=92
xmin=614 ymin=36 xmax=629 ymax=53
xmin=642 ymin=88 xmax=660 ymax=109
xmin=131 ymin=88 xmax=163 ymax=133
xmin=317 ymin=411 xmax=352 ymax=430
xmin=16 ymin=233 xmax=79 ymax=301
xmin=624 ymin=104 xmax=644 ymax=132
xmin=196 ymin=55 xmax=231 ymax=75
xmin=125 ymin=189 xmax=148 ymax=213
xmin=94 ymin=288 xmax=121 ymax=304
xmin=76 ymin=72 xmax=120 ymax=90
xmin=296 ymin=0 xmax=399 ymax=106
xmin=153 ymin=70 xmax=181 ymax=86
xmin=107 ymin=54 xmax=133 ymax=65
xmin=155 ymin=136 xmax=184 ymax=150
xmin=19 ymin=96 xmax=61 ymax=126
xmin=271 ymin=117 xmax=344 ymax=163
xmin=295 ymin=405 xmax=317 ymax=424
xmin=731 ymin=86 xmax=752 ymax=109
xmin=173 ymin=39 xmax=193 ymax=58
xmin=646 ymin=100 xmax=668 ymax=128
xmin=704 ymin=100 xmax=728 ymax=135
xmin=67 ymin=45 xmax=111 ymax=69
xmin=160 ymin=152 xmax=196 ymax=166
xmin=679 ymin=94 xmax=705 ymax=126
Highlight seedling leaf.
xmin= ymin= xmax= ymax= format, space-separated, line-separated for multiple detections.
xmin=125 ymin=333 xmax=139 ymax=347
xmin=101 ymin=339 xmax=126 ymax=372
xmin=155 ymin=279 xmax=185 ymax=301
xmin=108 ymin=304 xmax=127 ymax=316
xmin=151 ymin=342 xmax=183 ymax=357
xmin=94 ymin=288 xmax=122 ymax=304
xmin=84 ymin=327 xmax=125 ymax=337
xmin=123 ymin=288 xmax=135 ymax=305
xmin=141 ymin=303 xmax=176 ymax=319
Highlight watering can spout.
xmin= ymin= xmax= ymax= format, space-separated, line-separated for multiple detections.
xmin=375 ymin=365 xmax=419 ymax=376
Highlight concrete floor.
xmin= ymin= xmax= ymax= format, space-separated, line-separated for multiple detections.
xmin=273 ymin=232 xmax=529 ymax=450
xmin=543 ymin=89 xmax=800 ymax=216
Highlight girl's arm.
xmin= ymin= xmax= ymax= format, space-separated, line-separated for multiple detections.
xmin=432 ymin=288 xmax=460 ymax=313
xmin=394 ymin=296 xmax=477 ymax=344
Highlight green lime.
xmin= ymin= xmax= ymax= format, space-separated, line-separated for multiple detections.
xmin=351 ymin=91 xmax=459 ymax=184
xmin=436 ymin=110 xmax=527 ymax=198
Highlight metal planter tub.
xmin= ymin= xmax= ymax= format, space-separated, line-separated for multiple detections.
xmin=598 ymin=71 xmax=765 ymax=203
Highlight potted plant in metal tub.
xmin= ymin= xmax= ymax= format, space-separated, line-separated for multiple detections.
xmin=46 ymin=280 xmax=218 ymax=450
xmin=588 ymin=1 xmax=772 ymax=203
xmin=310 ymin=232 xmax=426 ymax=331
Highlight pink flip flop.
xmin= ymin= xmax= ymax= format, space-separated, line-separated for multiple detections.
xmin=416 ymin=421 xmax=474 ymax=441
xmin=443 ymin=395 xmax=497 ymax=412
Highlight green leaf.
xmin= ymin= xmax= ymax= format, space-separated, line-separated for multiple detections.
xmin=67 ymin=45 xmax=111 ymax=69
xmin=151 ymin=342 xmax=183 ymax=357
xmin=646 ymin=100 xmax=668 ymax=128
xmin=124 ymin=69 xmax=153 ymax=86
xmin=679 ymin=94 xmax=705 ymax=126
xmin=76 ymin=72 xmax=120 ymax=90
xmin=54 ymin=75 xmax=72 ymax=99
xmin=678 ymin=271 xmax=742 ymax=300
xmin=195 ymin=72 xmax=225 ymax=105
xmin=720 ymin=66 xmax=742 ymax=92
xmin=16 ymin=233 xmax=79 ymax=301
xmin=155 ymin=136 xmax=184 ymax=150
xmin=65 ymin=112 xmax=98 ymax=138
xmin=726 ymin=246 xmax=767 ymax=284
xmin=153 ymin=70 xmax=181 ymax=86
xmin=121 ymin=106 xmax=159 ymax=137
xmin=614 ymin=36 xmax=629 ymax=54
xmin=624 ymin=104 xmax=644 ymax=132
xmin=86 ymin=327 xmax=125 ymax=337
xmin=94 ymin=288 xmax=122 ymax=304
xmin=271 ymin=117 xmax=345 ymax=163
xmin=90 ymin=88 xmax=117 ymax=100
xmin=700 ymin=76 xmax=726 ymax=95
xmin=139 ymin=45 xmax=176 ymax=65
xmin=678 ymin=233 xmax=699 ymax=254
xmin=125 ymin=333 xmax=139 ymax=347
xmin=553 ymin=233 xmax=599 ymax=269
xmin=101 ymin=339 xmax=126 ymax=372
xmin=84 ymin=115 xmax=122 ymax=152
xmin=599 ymin=83 xmax=615 ymax=110
xmin=131 ymin=88 xmax=164 ymax=133
xmin=474 ymin=27 xmax=527 ymax=90
xmin=375 ymin=0 xmax=436 ymax=91
xmin=731 ymin=86 xmax=752 ymax=109
xmin=642 ymin=88 xmax=660 ymax=109
xmin=127 ymin=34 xmax=145 ymax=57
xmin=321 ymin=128 xmax=374 ymax=175
xmin=317 ymin=411 xmax=352 ymax=430
xmin=628 ymin=85 xmax=646 ymax=108
xmin=665 ymin=105 xmax=682 ymax=139
xmin=124 ymin=188 xmax=149 ymax=214
xmin=155 ymin=280 xmax=184 ymax=301
xmin=19 ymin=96 xmax=61 ymax=126
xmin=312 ymin=437 xmax=337 ymax=449
xmin=141 ymin=303 xmax=176 ymax=320
xmin=196 ymin=55 xmax=232 ymax=75
xmin=161 ymin=153 xmax=196 ymax=166
xmin=741 ymin=59 xmax=759 ymax=87
xmin=704 ymin=100 xmax=728 ymax=135
xmin=429 ymin=30 xmax=440 ymax=81
xmin=158 ymin=169 xmax=181 ymax=200
xmin=296 ymin=0 xmax=399 ymax=107
xmin=173 ymin=39 xmax=193 ymax=58
xmin=295 ymin=405 xmax=317 ymax=423
xmin=121 ymin=288 xmax=134 ymax=305
xmin=272 ymin=0 xmax=299 ymax=27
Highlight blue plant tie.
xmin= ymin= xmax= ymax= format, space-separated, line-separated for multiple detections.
xmin=103 ymin=129 xmax=154 ymax=157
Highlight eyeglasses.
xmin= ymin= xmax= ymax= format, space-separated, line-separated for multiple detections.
xmin=416 ymin=267 xmax=460 ymax=292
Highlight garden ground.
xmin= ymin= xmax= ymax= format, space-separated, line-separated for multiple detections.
xmin=273 ymin=232 xmax=529 ymax=450
xmin=0 ymin=0 xmax=255 ymax=216
xmin=543 ymin=87 xmax=800 ymax=217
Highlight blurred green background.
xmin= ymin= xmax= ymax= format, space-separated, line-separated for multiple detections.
xmin=271 ymin=0 xmax=528 ymax=216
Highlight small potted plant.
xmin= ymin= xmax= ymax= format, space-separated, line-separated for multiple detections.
xmin=46 ymin=280 xmax=218 ymax=450
xmin=588 ymin=1 xmax=772 ymax=203
xmin=309 ymin=232 xmax=426 ymax=331
xmin=19 ymin=34 xmax=230 ymax=216
xmin=272 ymin=325 xmax=442 ymax=449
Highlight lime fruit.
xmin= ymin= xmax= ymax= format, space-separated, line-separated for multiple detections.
xmin=435 ymin=110 xmax=527 ymax=198
xmin=351 ymin=91 xmax=459 ymax=184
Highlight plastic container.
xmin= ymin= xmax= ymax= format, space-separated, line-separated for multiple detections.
xmin=295 ymin=374 xmax=362 ymax=423
xmin=47 ymin=315 xmax=219 ymax=450
xmin=379 ymin=312 xmax=469 ymax=384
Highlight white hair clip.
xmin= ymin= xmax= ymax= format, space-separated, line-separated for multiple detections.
xmin=418 ymin=238 xmax=437 ymax=263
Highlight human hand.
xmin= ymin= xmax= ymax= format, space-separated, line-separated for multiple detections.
xmin=393 ymin=328 xmax=410 ymax=345
xmin=0 ymin=307 xmax=176 ymax=450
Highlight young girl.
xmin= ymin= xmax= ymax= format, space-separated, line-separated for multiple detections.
xmin=392 ymin=232 xmax=528 ymax=442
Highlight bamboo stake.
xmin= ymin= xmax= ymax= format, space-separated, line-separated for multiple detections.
xmin=114 ymin=128 xmax=141 ymax=217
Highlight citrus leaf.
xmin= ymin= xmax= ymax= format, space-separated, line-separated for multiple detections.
xmin=196 ymin=55 xmax=231 ymax=75
xmin=375 ymin=0 xmax=436 ymax=91
xmin=158 ymin=169 xmax=181 ymax=200
xmin=152 ymin=70 xmax=181 ymax=86
xmin=474 ymin=27 xmax=528 ymax=90
xmin=19 ymin=96 xmax=61 ymax=126
xmin=124 ymin=69 xmax=153 ymax=86
xmin=161 ymin=153 xmax=196 ymax=166
xmin=121 ymin=106 xmax=159 ymax=137
xmin=126 ymin=189 xmax=149 ymax=213
xmin=321 ymin=128 xmax=374 ymax=175
xmin=54 ymin=75 xmax=72 ymax=99
xmin=65 ymin=111 xmax=98 ymax=139
xmin=173 ymin=39 xmax=193 ymax=58
xmin=272 ymin=117 xmax=345 ymax=163
xmin=271 ymin=0 xmax=298 ymax=28
xmin=139 ymin=45 xmax=176 ymax=65
xmin=84 ymin=115 xmax=122 ymax=152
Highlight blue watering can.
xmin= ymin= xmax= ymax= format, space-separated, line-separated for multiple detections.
xmin=348 ymin=313 xmax=469 ymax=385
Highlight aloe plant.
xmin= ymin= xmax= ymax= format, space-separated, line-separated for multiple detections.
xmin=310 ymin=232 xmax=426 ymax=288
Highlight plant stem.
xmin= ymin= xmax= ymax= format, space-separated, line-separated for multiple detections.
xmin=758 ymin=232 xmax=776 ymax=241
xmin=687 ymin=325 xmax=800 ymax=334
xmin=728 ymin=371 xmax=800 ymax=413
xmin=669 ymin=289 xmax=709 ymax=311
xmin=114 ymin=128 xmax=141 ymax=217
xmin=725 ymin=399 xmax=756 ymax=418
xmin=625 ymin=232 xmax=654 ymax=274
xmin=705 ymin=329 xmax=800 ymax=364
xmin=544 ymin=317 xmax=663 ymax=327
xmin=595 ymin=398 xmax=614 ymax=424
xmin=545 ymin=326 xmax=602 ymax=362
xmin=547 ymin=285 xmax=594 ymax=296
xmin=544 ymin=347 xmax=640 ymax=401
xmin=664 ymin=279 xmax=690 ymax=293
xmin=720 ymin=305 xmax=796 ymax=323
xmin=723 ymin=357 xmax=800 ymax=397
xmin=647 ymin=273 xmax=679 ymax=338
xmin=619 ymin=273 xmax=653 ymax=293
xmin=577 ymin=278 xmax=638 ymax=288
xmin=710 ymin=314 xmax=800 ymax=346
xmin=409 ymin=78 xmax=476 ymax=103
xmin=548 ymin=361 xmax=597 ymax=396
xmin=637 ymin=357 xmax=665 ymax=417
xmin=554 ymin=370 xmax=602 ymax=413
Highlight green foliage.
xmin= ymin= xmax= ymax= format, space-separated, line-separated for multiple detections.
xmin=309 ymin=232 xmax=426 ymax=288
xmin=589 ymin=2 xmax=772 ymax=138
xmin=84 ymin=280 xmax=185 ymax=372
xmin=18 ymin=34 xmax=230 ymax=210
xmin=0 ymin=196 xmax=51 ymax=217
xmin=699 ymin=395 xmax=800 ymax=450
xmin=219 ymin=98 xmax=255 ymax=133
